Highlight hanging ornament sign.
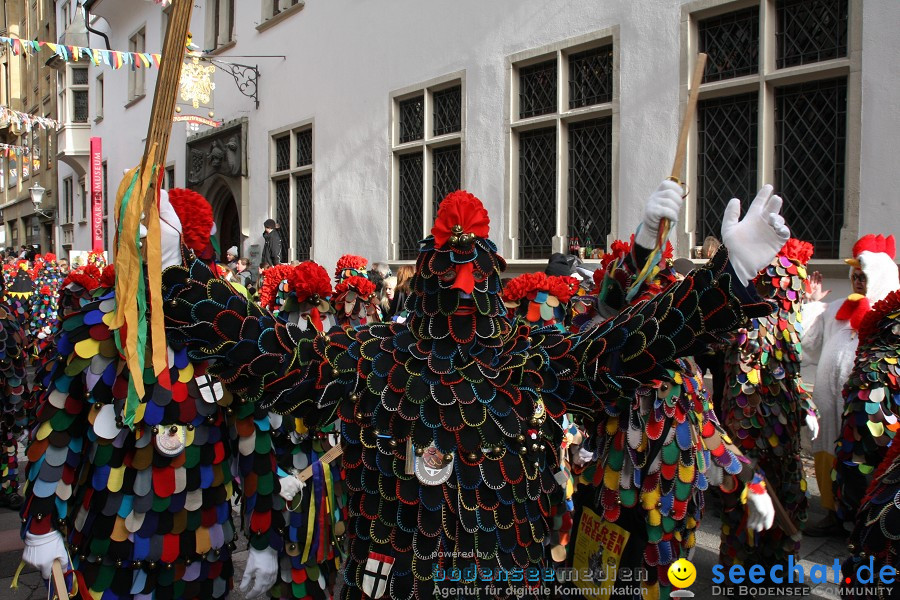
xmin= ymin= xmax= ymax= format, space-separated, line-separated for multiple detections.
xmin=175 ymin=44 xmax=217 ymax=132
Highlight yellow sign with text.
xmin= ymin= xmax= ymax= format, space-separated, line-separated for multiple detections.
xmin=572 ymin=507 xmax=630 ymax=600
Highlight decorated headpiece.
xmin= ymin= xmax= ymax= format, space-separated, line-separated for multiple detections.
xmin=851 ymin=234 xmax=896 ymax=261
xmin=777 ymin=238 xmax=814 ymax=265
xmin=502 ymin=272 xmax=579 ymax=329
xmin=406 ymin=190 xmax=507 ymax=346
xmin=333 ymin=274 xmax=380 ymax=329
xmin=87 ymin=249 xmax=107 ymax=269
xmin=335 ymin=254 xmax=368 ymax=283
xmin=431 ymin=190 xmax=490 ymax=250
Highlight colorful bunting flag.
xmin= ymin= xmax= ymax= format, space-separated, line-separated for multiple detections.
xmin=0 ymin=36 xmax=163 ymax=71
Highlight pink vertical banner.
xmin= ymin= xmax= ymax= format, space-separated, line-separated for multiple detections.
xmin=90 ymin=137 xmax=103 ymax=251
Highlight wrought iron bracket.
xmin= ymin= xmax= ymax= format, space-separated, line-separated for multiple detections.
xmin=208 ymin=59 xmax=260 ymax=109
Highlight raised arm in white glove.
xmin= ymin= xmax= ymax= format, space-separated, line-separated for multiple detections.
xmin=746 ymin=488 xmax=776 ymax=532
xmin=805 ymin=412 xmax=819 ymax=441
xmin=721 ymin=184 xmax=790 ymax=285
xmin=634 ymin=180 xmax=684 ymax=250
xmin=23 ymin=530 xmax=69 ymax=580
xmin=278 ymin=474 xmax=304 ymax=502
xmin=239 ymin=546 xmax=278 ymax=598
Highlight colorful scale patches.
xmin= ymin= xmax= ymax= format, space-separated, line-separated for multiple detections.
xmin=21 ymin=285 xmax=285 ymax=599
xmin=720 ymin=254 xmax=814 ymax=568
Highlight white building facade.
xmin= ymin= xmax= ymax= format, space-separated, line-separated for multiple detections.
xmin=57 ymin=0 xmax=897 ymax=285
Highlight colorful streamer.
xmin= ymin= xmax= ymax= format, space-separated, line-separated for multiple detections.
xmin=0 ymin=36 xmax=162 ymax=70
xmin=0 ymin=107 xmax=59 ymax=132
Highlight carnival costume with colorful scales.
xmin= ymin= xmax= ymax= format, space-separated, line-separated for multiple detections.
xmin=159 ymin=186 xmax=781 ymax=599
xmin=19 ymin=189 xmax=285 ymax=599
xmin=719 ymin=239 xmax=817 ymax=567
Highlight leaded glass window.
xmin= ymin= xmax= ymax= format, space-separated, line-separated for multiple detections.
xmin=399 ymin=95 xmax=424 ymax=143
xmin=295 ymin=174 xmax=313 ymax=261
xmin=518 ymin=127 xmax=557 ymax=259
xmin=433 ymin=86 xmax=461 ymax=137
xmin=699 ymin=7 xmax=759 ymax=82
xmin=296 ymin=129 xmax=312 ymax=167
xmin=275 ymin=135 xmax=290 ymax=171
xmin=73 ymin=90 xmax=89 ymax=123
xmin=569 ymin=45 xmax=613 ymax=109
xmin=398 ymin=153 xmax=424 ymax=260
xmin=275 ymin=178 xmax=290 ymax=262
xmin=568 ymin=118 xmax=612 ymax=251
xmin=775 ymin=78 xmax=847 ymax=259
xmin=432 ymin=145 xmax=460 ymax=215
xmin=697 ymin=94 xmax=759 ymax=243
xmin=777 ymin=0 xmax=848 ymax=68
xmin=519 ymin=60 xmax=557 ymax=119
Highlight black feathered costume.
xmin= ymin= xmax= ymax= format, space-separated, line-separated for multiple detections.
xmin=160 ymin=191 xmax=770 ymax=599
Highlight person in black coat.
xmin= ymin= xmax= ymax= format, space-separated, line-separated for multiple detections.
xmin=261 ymin=218 xmax=283 ymax=266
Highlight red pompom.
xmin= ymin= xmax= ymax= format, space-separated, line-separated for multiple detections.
xmin=778 ymin=238 xmax=814 ymax=265
xmin=335 ymin=275 xmax=375 ymax=299
xmin=100 ymin=265 xmax=116 ymax=289
xmin=63 ymin=265 xmax=102 ymax=291
xmin=259 ymin=264 xmax=295 ymax=311
xmin=43 ymin=252 xmax=57 ymax=263
xmin=166 ymin=188 xmax=214 ymax=255
xmin=288 ymin=261 xmax=332 ymax=303
xmin=592 ymin=239 xmax=633 ymax=289
xmin=334 ymin=254 xmax=368 ymax=279
xmin=502 ymin=272 xmax=578 ymax=305
xmin=431 ymin=190 xmax=490 ymax=248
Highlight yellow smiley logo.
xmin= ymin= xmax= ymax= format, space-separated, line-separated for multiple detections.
xmin=668 ymin=558 xmax=697 ymax=588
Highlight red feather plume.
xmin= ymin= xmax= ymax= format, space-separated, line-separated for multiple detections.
xmin=166 ymin=188 xmax=214 ymax=255
xmin=288 ymin=261 xmax=332 ymax=303
xmin=335 ymin=275 xmax=375 ymax=299
xmin=431 ymin=190 xmax=490 ymax=248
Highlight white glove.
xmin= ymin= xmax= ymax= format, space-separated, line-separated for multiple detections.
xmin=634 ymin=180 xmax=684 ymax=250
xmin=721 ymin=184 xmax=790 ymax=285
xmin=158 ymin=189 xmax=184 ymax=269
xmin=278 ymin=474 xmax=304 ymax=502
xmin=239 ymin=546 xmax=278 ymax=598
xmin=23 ymin=531 xmax=69 ymax=580
xmin=746 ymin=488 xmax=776 ymax=532
xmin=805 ymin=413 xmax=819 ymax=441
xmin=571 ymin=446 xmax=595 ymax=467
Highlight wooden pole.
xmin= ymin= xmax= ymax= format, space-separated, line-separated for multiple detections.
xmin=50 ymin=559 xmax=67 ymax=600
xmin=670 ymin=53 xmax=707 ymax=182
xmin=140 ymin=0 xmax=193 ymax=196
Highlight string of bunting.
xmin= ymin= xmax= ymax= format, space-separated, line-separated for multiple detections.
xmin=0 ymin=106 xmax=59 ymax=132
xmin=0 ymin=143 xmax=30 ymax=157
xmin=0 ymin=36 xmax=162 ymax=70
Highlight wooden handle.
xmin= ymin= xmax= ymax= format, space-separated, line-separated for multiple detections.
xmin=50 ymin=559 xmax=67 ymax=600
xmin=140 ymin=0 xmax=193 ymax=211
xmin=295 ymin=444 xmax=343 ymax=483
xmin=670 ymin=53 xmax=708 ymax=181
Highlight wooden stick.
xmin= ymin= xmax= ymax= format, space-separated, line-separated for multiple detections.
xmin=140 ymin=0 xmax=193 ymax=203
xmin=721 ymin=436 xmax=800 ymax=538
xmin=50 ymin=559 xmax=67 ymax=600
xmin=670 ymin=53 xmax=707 ymax=181
xmin=295 ymin=444 xmax=343 ymax=483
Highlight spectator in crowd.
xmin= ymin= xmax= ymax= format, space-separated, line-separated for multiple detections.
xmin=225 ymin=246 xmax=239 ymax=271
xmin=235 ymin=258 xmax=252 ymax=287
xmin=261 ymin=219 xmax=283 ymax=266
xmin=388 ymin=264 xmax=414 ymax=319
xmin=57 ymin=259 xmax=69 ymax=274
